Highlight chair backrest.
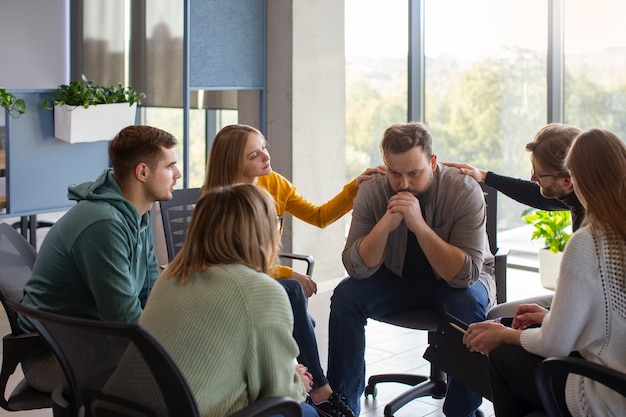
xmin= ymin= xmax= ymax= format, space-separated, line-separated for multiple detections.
xmin=0 ymin=224 xmax=51 ymax=412
xmin=480 ymin=183 xmax=498 ymax=256
xmin=481 ymin=183 xmax=509 ymax=304
xmin=158 ymin=188 xmax=315 ymax=277
xmin=7 ymin=299 xmax=200 ymax=417
xmin=0 ymin=223 xmax=37 ymax=334
xmin=159 ymin=188 xmax=201 ymax=262
xmin=536 ymin=356 xmax=626 ymax=417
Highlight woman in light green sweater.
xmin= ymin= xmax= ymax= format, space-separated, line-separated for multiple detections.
xmin=108 ymin=184 xmax=317 ymax=417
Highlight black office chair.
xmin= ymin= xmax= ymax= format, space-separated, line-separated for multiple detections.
xmin=0 ymin=223 xmax=51 ymax=412
xmin=8 ymin=299 xmax=303 ymax=417
xmin=363 ymin=183 xmax=509 ymax=417
xmin=159 ymin=187 xmax=315 ymax=275
xmin=536 ymin=356 xmax=626 ymax=417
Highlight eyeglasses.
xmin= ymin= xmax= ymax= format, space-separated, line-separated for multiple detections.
xmin=530 ymin=169 xmax=557 ymax=182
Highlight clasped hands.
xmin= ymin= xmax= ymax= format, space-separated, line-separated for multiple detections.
xmin=381 ymin=191 xmax=427 ymax=233
xmin=296 ymin=363 xmax=313 ymax=393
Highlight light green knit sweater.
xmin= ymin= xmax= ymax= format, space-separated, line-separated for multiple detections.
xmin=106 ymin=263 xmax=306 ymax=417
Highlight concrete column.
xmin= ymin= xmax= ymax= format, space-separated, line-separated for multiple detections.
xmin=264 ymin=0 xmax=347 ymax=282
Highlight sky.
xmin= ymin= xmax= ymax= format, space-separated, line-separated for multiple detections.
xmin=345 ymin=0 xmax=626 ymax=59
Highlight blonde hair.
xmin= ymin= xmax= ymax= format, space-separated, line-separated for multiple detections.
xmin=202 ymin=124 xmax=264 ymax=194
xmin=565 ymin=128 xmax=626 ymax=240
xmin=162 ymin=183 xmax=281 ymax=284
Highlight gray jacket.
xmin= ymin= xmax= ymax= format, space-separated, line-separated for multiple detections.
xmin=342 ymin=163 xmax=496 ymax=305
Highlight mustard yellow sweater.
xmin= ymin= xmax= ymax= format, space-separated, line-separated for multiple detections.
xmin=257 ymin=171 xmax=358 ymax=278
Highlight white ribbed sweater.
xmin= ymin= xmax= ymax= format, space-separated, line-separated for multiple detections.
xmin=521 ymin=225 xmax=626 ymax=417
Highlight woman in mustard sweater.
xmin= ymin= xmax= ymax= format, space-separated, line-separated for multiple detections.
xmin=203 ymin=124 xmax=383 ymax=417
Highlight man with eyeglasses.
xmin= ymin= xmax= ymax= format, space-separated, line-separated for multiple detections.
xmin=443 ymin=123 xmax=585 ymax=317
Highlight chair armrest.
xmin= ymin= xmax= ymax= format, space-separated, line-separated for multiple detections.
xmin=536 ymin=356 xmax=626 ymax=417
xmin=228 ymin=396 xmax=302 ymax=417
xmin=279 ymin=253 xmax=315 ymax=277
xmin=51 ymin=386 xmax=72 ymax=417
xmin=1 ymin=332 xmax=47 ymax=410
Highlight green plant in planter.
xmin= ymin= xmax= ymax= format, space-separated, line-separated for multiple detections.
xmin=0 ymin=88 xmax=26 ymax=118
xmin=522 ymin=209 xmax=572 ymax=253
xmin=42 ymin=75 xmax=145 ymax=109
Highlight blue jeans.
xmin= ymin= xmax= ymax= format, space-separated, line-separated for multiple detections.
xmin=270 ymin=402 xmax=317 ymax=417
xmin=278 ymin=278 xmax=329 ymax=390
xmin=326 ymin=266 xmax=490 ymax=417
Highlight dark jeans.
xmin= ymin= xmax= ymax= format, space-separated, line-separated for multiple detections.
xmin=277 ymin=278 xmax=329 ymax=390
xmin=488 ymin=345 xmax=570 ymax=417
xmin=327 ymin=266 xmax=490 ymax=417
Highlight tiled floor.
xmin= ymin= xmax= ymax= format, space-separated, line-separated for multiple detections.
xmin=311 ymin=268 xmax=552 ymax=417
xmin=1 ymin=267 xmax=552 ymax=417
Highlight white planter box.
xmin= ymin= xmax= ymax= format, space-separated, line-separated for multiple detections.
xmin=54 ymin=103 xmax=137 ymax=143
xmin=539 ymin=248 xmax=563 ymax=291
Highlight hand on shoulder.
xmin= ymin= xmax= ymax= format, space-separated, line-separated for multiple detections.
xmin=441 ymin=162 xmax=487 ymax=183
xmin=356 ymin=165 xmax=387 ymax=185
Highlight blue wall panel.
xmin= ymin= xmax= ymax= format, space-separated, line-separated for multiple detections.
xmin=3 ymin=91 xmax=110 ymax=217
xmin=189 ymin=0 xmax=265 ymax=89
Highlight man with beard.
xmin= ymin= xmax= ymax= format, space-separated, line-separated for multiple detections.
xmin=443 ymin=123 xmax=584 ymax=317
xmin=327 ymin=122 xmax=496 ymax=417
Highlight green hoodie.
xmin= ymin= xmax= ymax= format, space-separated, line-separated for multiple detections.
xmin=21 ymin=169 xmax=159 ymax=328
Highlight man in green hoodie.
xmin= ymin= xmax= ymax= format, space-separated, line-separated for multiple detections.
xmin=20 ymin=124 xmax=182 ymax=392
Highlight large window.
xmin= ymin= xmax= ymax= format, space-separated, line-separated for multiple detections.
xmin=344 ymin=0 xmax=408 ymax=179
xmin=564 ymin=0 xmax=626 ymax=137
xmin=345 ymin=0 xmax=626 ymax=267
xmin=424 ymin=0 xmax=548 ymax=231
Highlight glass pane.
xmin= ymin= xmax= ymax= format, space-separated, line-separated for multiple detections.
xmin=144 ymin=0 xmax=185 ymax=108
xmin=425 ymin=0 xmax=548 ymax=235
xmin=142 ymin=106 xmax=237 ymax=189
xmin=564 ymin=0 xmax=626 ymax=139
xmin=344 ymin=0 xmax=408 ymax=181
xmin=82 ymin=0 xmax=126 ymax=85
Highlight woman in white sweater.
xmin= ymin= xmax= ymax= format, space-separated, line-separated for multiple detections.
xmin=463 ymin=128 xmax=626 ymax=417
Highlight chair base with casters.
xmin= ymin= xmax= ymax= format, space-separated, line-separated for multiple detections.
xmin=364 ymin=310 xmax=447 ymax=417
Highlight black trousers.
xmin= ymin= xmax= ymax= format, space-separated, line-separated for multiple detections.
xmin=488 ymin=344 xmax=570 ymax=417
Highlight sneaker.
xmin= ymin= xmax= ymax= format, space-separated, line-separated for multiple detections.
xmin=306 ymin=392 xmax=356 ymax=417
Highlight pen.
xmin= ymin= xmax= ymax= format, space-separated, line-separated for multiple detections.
xmin=449 ymin=322 xmax=467 ymax=335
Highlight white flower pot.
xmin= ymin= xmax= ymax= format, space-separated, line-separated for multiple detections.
xmin=54 ymin=102 xmax=137 ymax=143
xmin=538 ymin=248 xmax=563 ymax=291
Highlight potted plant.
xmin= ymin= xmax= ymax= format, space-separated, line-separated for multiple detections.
xmin=522 ymin=209 xmax=572 ymax=290
xmin=43 ymin=75 xmax=145 ymax=143
xmin=0 ymin=88 xmax=26 ymax=118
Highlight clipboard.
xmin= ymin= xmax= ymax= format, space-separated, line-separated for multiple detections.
xmin=423 ymin=313 xmax=492 ymax=400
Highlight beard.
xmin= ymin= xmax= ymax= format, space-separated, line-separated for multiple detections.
xmin=394 ymin=175 xmax=433 ymax=198
xmin=540 ymin=183 xmax=567 ymax=199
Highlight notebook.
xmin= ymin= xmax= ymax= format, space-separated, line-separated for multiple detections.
xmin=423 ymin=313 xmax=492 ymax=400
